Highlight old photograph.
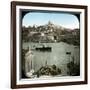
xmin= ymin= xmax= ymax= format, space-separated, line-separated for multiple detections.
xmin=21 ymin=11 xmax=80 ymax=79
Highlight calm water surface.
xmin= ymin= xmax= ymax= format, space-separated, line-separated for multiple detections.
xmin=22 ymin=42 xmax=80 ymax=76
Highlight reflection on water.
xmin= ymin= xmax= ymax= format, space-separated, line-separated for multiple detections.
xmin=22 ymin=42 xmax=80 ymax=77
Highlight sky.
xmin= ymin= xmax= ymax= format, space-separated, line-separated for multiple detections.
xmin=22 ymin=12 xmax=79 ymax=29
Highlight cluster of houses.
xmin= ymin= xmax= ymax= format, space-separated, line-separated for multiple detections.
xmin=26 ymin=21 xmax=64 ymax=43
xmin=22 ymin=21 xmax=79 ymax=44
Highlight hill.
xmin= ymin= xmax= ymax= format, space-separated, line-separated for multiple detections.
xmin=22 ymin=21 xmax=80 ymax=46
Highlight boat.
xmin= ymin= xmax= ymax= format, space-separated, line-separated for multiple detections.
xmin=35 ymin=44 xmax=52 ymax=52
xmin=66 ymin=52 xmax=71 ymax=54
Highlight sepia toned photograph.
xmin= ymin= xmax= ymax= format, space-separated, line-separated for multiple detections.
xmin=11 ymin=1 xmax=87 ymax=88
xmin=21 ymin=11 xmax=80 ymax=79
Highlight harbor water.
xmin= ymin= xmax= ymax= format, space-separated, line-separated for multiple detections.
xmin=22 ymin=42 xmax=80 ymax=76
